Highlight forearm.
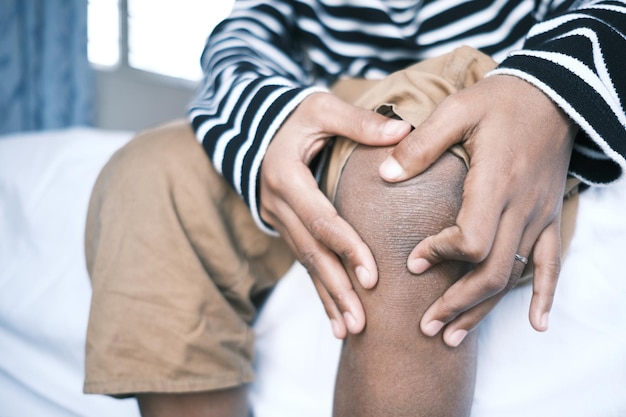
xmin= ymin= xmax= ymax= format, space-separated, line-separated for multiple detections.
xmin=187 ymin=0 xmax=327 ymax=233
xmin=491 ymin=0 xmax=626 ymax=185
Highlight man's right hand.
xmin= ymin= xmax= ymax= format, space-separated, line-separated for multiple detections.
xmin=260 ymin=92 xmax=411 ymax=339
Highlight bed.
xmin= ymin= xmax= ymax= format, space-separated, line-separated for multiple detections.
xmin=1 ymin=127 xmax=624 ymax=416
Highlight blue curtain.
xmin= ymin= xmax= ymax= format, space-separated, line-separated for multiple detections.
xmin=0 ymin=0 xmax=94 ymax=135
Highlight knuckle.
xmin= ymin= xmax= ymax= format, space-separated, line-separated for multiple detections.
xmin=532 ymin=203 xmax=558 ymax=227
xmin=401 ymin=135 xmax=427 ymax=162
xmin=462 ymin=312 xmax=485 ymax=332
xmin=308 ymin=212 xmax=340 ymax=240
xmin=331 ymin=290 xmax=350 ymax=308
xmin=299 ymin=249 xmax=322 ymax=277
xmin=533 ymin=283 xmax=556 ymax=299
xmin=424 ymin=227 xmax=491 ymax=263
xmin=455 ymin=233 xmax=490 ymax=261
xmin=483 ymin=272 xmax=509 ymax=293
xmin=339 ymin=246 xmax=357 ymax=264
xmin=438 ymin=294 xmax=462 ymax=318
xmin=538 ymin=255 xmax=562 ymax=281
xmin=261 ymin=166 xmax=283 ymax=194
xmin=305 ymin=91 xmax=330 ymax=110
xmin=548 ymin=253 xmax=562 ymax=272
xmin=299 ymin=93 xmax=334 ymax=129
xmin=355 ymin=110 xmax=372 ymax=133
xmin=436 ymin=94 xmax=467 ymax=120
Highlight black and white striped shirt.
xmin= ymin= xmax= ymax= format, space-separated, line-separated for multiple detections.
xmin=188 ymin=0 xmax=626 ymax=233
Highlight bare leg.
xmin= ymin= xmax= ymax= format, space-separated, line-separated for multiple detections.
xmin=332 ymin=146 xmax=475 ymax=417
xmin=137 ymin=386 xmax=249 ymax=417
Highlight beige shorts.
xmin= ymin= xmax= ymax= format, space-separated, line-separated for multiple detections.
xmin=84 ymin=46 xmax=578 ymax=396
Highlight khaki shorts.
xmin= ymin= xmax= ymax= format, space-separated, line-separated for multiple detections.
xmin=84 ymin=46 xmax=578 ymax=396
xmin=84 ymin=119 xmax=296 ymax=396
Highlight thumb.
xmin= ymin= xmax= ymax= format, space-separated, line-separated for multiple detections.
xmin=379 ymin=102 xmax=468 ymax=182
xmin=310 ymin=93 xmax=412 ymax=146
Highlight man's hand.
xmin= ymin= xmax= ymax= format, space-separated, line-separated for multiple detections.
xmin=260 ymin=92 xmax=412 ymax=339
xmin=379 ymin=75 xmax=577 ymax=347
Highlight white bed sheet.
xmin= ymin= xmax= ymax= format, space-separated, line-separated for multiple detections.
xmin=0 ymin=128 xmax=139 ymax=417
xmin=0 ymin=128 xmax=624 ymax=416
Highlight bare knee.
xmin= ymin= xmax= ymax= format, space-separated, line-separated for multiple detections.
xmin=332 ymin=145 xmax=475 ymax=417
xmin=335 ymin=145 xmax=469 ymax=322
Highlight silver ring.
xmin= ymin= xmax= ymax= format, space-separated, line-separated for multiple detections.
xmin=514 ymin=254 xmax=529 ymax=265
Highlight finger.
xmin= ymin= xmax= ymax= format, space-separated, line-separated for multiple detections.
xmin=310 ymin=275 xmax=348 ymax=339
xmin=282 ymin=164 xmax=379 ymax=289
xmin=441 ymin=292 xmax=507 ymax=347
xmin=309 ymin=93 xmax=412 ymax=146
xmin=528 ymin=221 xmax=561 ymax=332
xmin=438 ymin=248 xmax=530 ymax=347
xmin=420 ymin=209 xmax=525 ymax=335
xmin=271 ymin=213 xmax=347 ymax=333
xmin=272 ymin=196 xmax=367 ymax=335
xmin=379 ymin=97 xmax=471 ymax=182
xmin=407 ymin=165 xmax=501 ymax=274
xmin=428 ymin=209 xmax=561 ymax=346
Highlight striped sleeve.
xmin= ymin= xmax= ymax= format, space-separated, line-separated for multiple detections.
xmin=490 ymin=0 xmax=626 ymax=185
xmin=188 ymin=0 xmax=326 ymax=234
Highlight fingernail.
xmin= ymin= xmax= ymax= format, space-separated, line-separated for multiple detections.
xmin=447 ymin=329 xmax=468 ymax=347
xmin=422 ymin=320 xmax=444 ymax=337
xmin=330 ymin=319 xmax=343 ymax=339
xmin=540 ymin=312 xmax=550 ymax=331
xmin=355 ymin=265 xmax=374 ymax=288
xmin=383 ymin=119 xmax=409 ymax=137
xmin=408 ymin=258 xmax=432 ymax=274
xmin=343 ymin=311 xmax=357 ymax=332
xmin=380 ymin=156 xmax=405 ymax=181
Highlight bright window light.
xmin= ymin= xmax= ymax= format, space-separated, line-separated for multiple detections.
xmin=88 ymin=0 xmax=120 ymax=67
xmin=128 ymin=0 xmax=234 ymax=81
xmin=88 ymin=0 xmax=234 ymax=81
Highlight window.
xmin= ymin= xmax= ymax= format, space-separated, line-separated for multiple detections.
xmin=88 ymin=0 xmax=234 ymax=81
xmin=87 ymin=0 xmax=120 ymax=68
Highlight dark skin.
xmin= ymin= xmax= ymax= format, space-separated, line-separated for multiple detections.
xmin=261 ymin=76 xmax=576 ymax=345
xmin=137 ymin=146 xmax=493 ymax=417
xmin=137 ymin=387 xmax=248 ymax=417
xmin=333 ymin=146 xmax=481 ymax=416
xmin=137 ymin=76 xmax=575 ymax=417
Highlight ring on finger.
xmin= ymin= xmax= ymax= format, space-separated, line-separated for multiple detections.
xmin=514 ymin=253 xmax=529 ymax=265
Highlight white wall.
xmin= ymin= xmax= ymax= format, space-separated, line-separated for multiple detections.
xmin=93 ymin=67 xmax=197 ymax=132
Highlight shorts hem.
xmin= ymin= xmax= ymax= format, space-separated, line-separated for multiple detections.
xmin=83 ymin=374 xmax=254 ymax=398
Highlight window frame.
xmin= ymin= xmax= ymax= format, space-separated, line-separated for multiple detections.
xmin=89 ymin=0 xmax=209 ymax=89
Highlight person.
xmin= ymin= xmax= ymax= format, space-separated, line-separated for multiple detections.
xmin=83 ymin=0 xmax=626 ymax=416
xmin=189 ymin=0 xmax=625 ymax=345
